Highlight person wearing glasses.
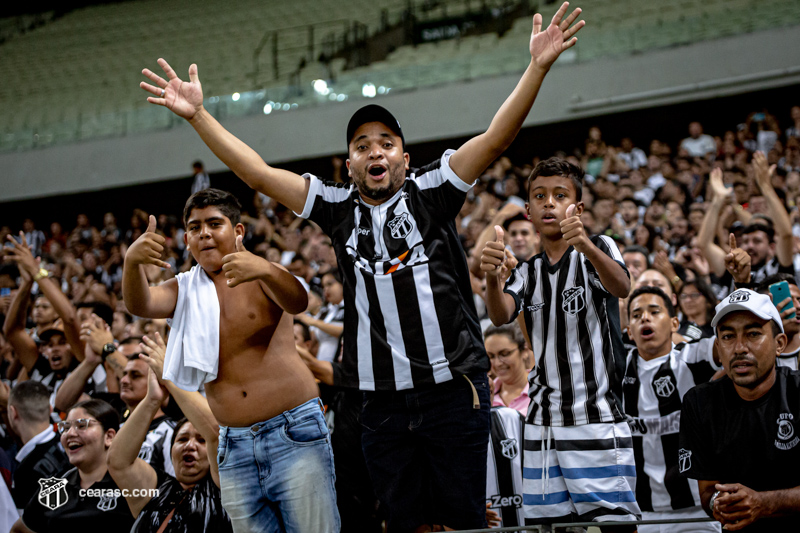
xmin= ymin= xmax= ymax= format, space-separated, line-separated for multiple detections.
xmin=13 ymin=399 xmax=135 ymax=533
xmin=676 ymin=279 xmax=718 ymax=341
xmin=484 ymin=323 xmax=530 ymax=416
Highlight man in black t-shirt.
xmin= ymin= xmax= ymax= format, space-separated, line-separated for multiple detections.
xmin=679 ymin=289 xmax=800 ymax=532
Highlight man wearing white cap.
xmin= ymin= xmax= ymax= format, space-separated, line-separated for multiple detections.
xmin=679 ymin=289 xmax=800 ymax=532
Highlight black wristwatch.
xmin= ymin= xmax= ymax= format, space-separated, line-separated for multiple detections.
xmin=101 ymin=343 xmax=116 ymax=361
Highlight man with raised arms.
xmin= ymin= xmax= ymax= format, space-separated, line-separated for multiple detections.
xmin=122 ymin=190 xmax=338 ymax=532
xmin=139 ymin=4 xmax=583 ymax=530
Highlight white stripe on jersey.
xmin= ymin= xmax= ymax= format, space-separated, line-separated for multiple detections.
xmin=778 ymin=349 xmax=800 ymax=371
xmin=374 ymin=274 xmax=414 ymax=390
xmin=487 ymin=407 xmax=525 ymax=528
xmin=413 ymin=266 xmax=452 ymax=384
xmin=354 ymin=267 xmax=376 ymax=391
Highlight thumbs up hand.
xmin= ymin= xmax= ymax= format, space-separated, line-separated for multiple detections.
xmin=725 ymin=232 xmax=751 ymax=284
xmin=481 ymin=225 xmax=513 ymax=278
xmin=560 ymin=203 xmax=591 ymax=254
xmin=222 ymin=235 xmax=268 ymax=287
xmin=125 ymin=215 xmax=171 ymax=269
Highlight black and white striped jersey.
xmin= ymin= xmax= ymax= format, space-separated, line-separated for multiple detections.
xmin=486 ymin=407 xmax=525 ymax=528
xmin=503 ymin=235 xmax=629 ymax=427
xmin=297 ymin=150 xmax=489 ymax=391
xmin=622 ymin=339 xmax=720 ymax=512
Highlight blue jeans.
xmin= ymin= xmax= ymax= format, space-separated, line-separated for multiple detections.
xmin=361 ymin=371 xmax=491 ymax=531
xmin=217 ymin=398 xmax=340 ymax=533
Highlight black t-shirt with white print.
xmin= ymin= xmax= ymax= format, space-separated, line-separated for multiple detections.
xmin=679 ymin=366 xmax=800 ymax=532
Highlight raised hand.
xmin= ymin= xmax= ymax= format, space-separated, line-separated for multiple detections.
xmin=221 ymin=235 xmax=269 ymax=287
xmin=141 ymin=59 xmax=204 ymax=120
xmin=125 ymin=215 xmax=170 ymax=269
xmin=6 ymin=232 xmax=40 ymax=278
xmin=560 ymin=204 xmax=591 ymax=254
xmin=481 ymin=226 xmax=509 ymax=277
xmin=709 ymin=167 xmax=731 ymax=203
xmin=752 ymin=151 xmax=776 ymax=193
xmin=530 ymin=1 xmax=585 ymax=71
xmin=139 ymin=332 xmax=167 ymax=381
xmin=725 ymin=233 xmax=751 ymax=284
xmin=144 ymin=366 xmax=167 ymax=406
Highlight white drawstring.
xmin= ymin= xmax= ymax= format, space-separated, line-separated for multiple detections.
xmin=541 ymin=426 xmax=552 ymax=499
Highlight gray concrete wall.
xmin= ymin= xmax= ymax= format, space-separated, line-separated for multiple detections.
xmin=2 ymin=25 xmax=800 ymax=202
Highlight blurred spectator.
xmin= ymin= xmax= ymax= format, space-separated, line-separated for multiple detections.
xmin=680 ymin=122 xmax=716 ymax=158
xmin=484 ymin=323 xmax=529 ymax=416
xmin=190 ymin=160 xmax=210 ymax=195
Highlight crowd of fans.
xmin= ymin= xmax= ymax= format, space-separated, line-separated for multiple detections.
xmin=1 ymin=102 xmax=799 ymax=532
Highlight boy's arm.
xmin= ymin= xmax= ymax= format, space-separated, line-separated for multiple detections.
xmin=222 ymin=236 xmax=307 ymax=314
xmin=141 ymin=59 xmax=309 ymax=214
xmin=138 ymin=334 xmax=220 ymax=486
xmin=481 ymin=226 xmax=519 ymax=325
xmin=122 ymin=216 xmax=179 ymax=318
xmin=449 ymin=3 xmax=584 ymax=185
xmin=698 ymin=168 xmax=731 ymax=278
xmin=1 ymin=277 xmax=39 ymax=373
xmin=753 ymin=151 xmax=793 ymax=266
xmin=54 ymin=346 xmax=102 ymax=412
xmin=560 ymin=205 xmax=630 ymax=298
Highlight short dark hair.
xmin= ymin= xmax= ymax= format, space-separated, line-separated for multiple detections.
xmin=502 ymin=213 xmax=532 ymax=231
xmin=9 ymin=381 xmax=52 ymax=424
xmin=483 ymin=322 xmax=526 ymax=350
xmin=183 ymin=188 xmax=242 ymax=227
xmin=526 ymin=157 xmax=584 ymax=202
xmin=69 ymin=399 xmax=120 ymax=433
xmin=756 ymin=273 xmax=798 ymax=294
xmin=742 ymin=223 xmax=775 ymax=242
xmin=76 ymin=302 xmax=114 ymax=327
xmin=293 ymin=320 xmax=311 ymax=342
xmin=628 ymin=286 xmax=676 ymax=317
xmin=622 ymin=245 xmax=651 ymax=265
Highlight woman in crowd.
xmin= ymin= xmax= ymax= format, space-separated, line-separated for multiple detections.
xmin=16 ymin=399 xmax=135 ymax=533
xmin=484 ymin=323 xmax=530 ymax=416
xmin=676 ymin=278 xmax=717 ymax=341
xmin=107 ymin=333 xmax=232 ymax=533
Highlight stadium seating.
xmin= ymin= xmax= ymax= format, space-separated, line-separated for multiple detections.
xmin=1 ymin=0 xmax=799 ymax=151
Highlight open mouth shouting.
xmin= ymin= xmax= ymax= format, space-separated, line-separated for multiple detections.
xmin=367 ymin=163 xmax=388 ymax=182
xmin=638 ymin=325 xmax=656 ymax=341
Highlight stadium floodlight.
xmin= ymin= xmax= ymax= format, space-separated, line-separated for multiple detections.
xmin=282 ymin=103 xmax=290 ymax=111
xmin=263 ymin=103 xmax=273 ymax=114
xmin=313 ymin=79 xmax=330 ymax=96
xmin=232 ymin=92 xmax=241 ymax=102
xmin=362 ymin=83 xmax=377 ymax=98
xmin=337 ymin=94 xmax=347 ymax=102
xmin=377 ymin=86 xmax=386 ymax=95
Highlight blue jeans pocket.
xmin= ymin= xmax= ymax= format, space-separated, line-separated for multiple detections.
xmin=281 ymin=414 xmax=328 ymax=446
xmin=216 ymin=434 xmax=230 ymax=469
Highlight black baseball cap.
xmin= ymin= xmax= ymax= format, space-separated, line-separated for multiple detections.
xmin=346 ymin=105 xmax=404 ymax=150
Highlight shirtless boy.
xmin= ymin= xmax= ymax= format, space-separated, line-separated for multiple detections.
xmin=122 ymin=189 xmax=338 ymax=533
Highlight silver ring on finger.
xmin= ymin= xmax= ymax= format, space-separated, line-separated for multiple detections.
xmin=160 ymin=89 xmax=165 ymax=98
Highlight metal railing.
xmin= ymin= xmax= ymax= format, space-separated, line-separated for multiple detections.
xmin=450 ymin=516 xmax=716 ymax=532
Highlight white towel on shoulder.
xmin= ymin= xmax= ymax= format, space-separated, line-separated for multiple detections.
xmin=164 ymin=265 xmax=220 ymax=391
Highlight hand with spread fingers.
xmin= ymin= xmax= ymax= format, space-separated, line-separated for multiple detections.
xmin=709 ymin=167 xmax=731 ymax=203
xmin=221 ymin=235 xmax=271 ymax=288
xmin=529 ymin=1 xmax=585 ymax=72
xmin=80 ymin=314 xmax=114 ymax=359
xmin=141 ymin=58 xmax=204 ymax=120
xmin=560 ymin=204 xmax=592 ymax=254
xmin=752 ymin=151 xmax=777 ymax=194
xmin=126 ymin=215 xmax=171 ymax=269
xmin=725 ymin=233 xmax=751 ymax=284
xmin=5 ymin=232 xmax=40 ymax=279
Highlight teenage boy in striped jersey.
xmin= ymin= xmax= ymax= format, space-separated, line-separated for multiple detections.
xmin=481 ymin=158 xmax=641 ymax=529
xmin=624 ymin=286 xmax=721 ymax=533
